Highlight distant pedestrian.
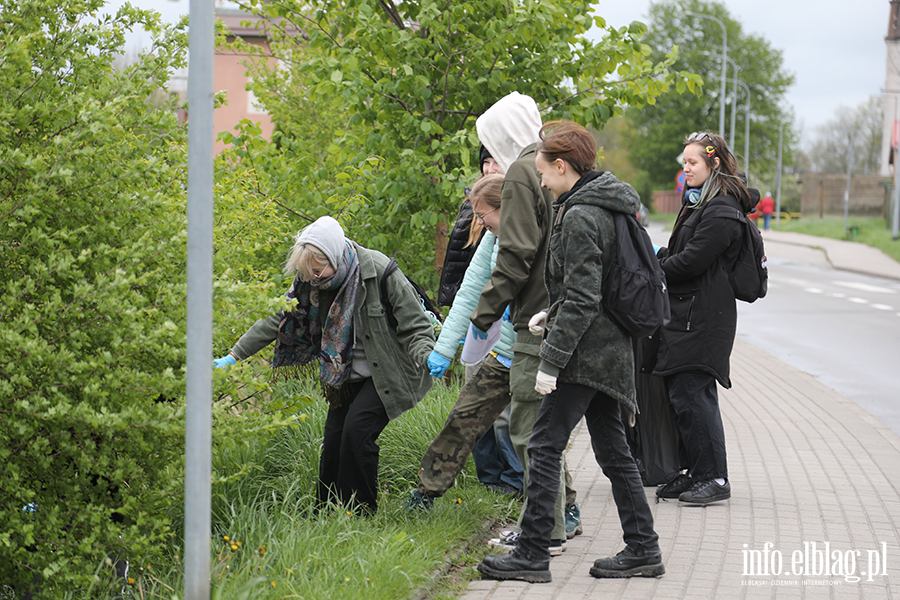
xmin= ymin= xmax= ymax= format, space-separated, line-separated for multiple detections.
xmin=477 ymin=121 xmax=664 ymax=583
xmin=653 ymin=132 xmax=761 ymax=505
xmin=760 ymin=192 xmax=775 ymax=230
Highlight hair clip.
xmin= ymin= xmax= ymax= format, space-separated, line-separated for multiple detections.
xmin=705 ymin=145 xmax=716 ymax=158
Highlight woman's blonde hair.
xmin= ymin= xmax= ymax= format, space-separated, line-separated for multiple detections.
xmin=285 ymin=240 xmax=330 ymax=281
xmin=466 ymin=173 xmax=504 ymax=247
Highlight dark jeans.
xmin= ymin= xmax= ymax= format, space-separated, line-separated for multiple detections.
xmin=317 ymin=378 xmax=389 ymax=514
xmin=515 ymin=382 xmax=659 ymax=562
xmin=666 ymin=370 xmax=728 ymax=482
xmin=472 ymin=415 xmax=524 ymax=491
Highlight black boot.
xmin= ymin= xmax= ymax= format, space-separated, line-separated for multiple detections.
xmin=589 ymin=546 xmax=665 ymax=578
xmin=477 ymin=552 xmax=552 ymax=583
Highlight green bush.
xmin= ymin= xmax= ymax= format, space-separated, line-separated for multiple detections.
xmin=0 ymin=2 xmax=193 ymax=594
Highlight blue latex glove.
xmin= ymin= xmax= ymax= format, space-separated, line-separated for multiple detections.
xmin=213 ymin=355 xmax=236 ymax=369
xmin=502 ymin=306 xmax=511 ymax=322
xmin=471 ymin=323 xmax=488 ymax=340
xmin=652 ymin=243 xmax=662 ymax=254
xmin=427 ymin=351 xmax=452 ymax=378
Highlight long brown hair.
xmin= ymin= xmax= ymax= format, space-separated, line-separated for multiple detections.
xmin=682 ymin=132 xmax=749 ymax=206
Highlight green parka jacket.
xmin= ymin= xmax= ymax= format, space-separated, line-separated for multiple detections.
xmin=230 ymin=242 xmax=434 ymax=421
xmin=538 ymin=171 xmax=640 ymax=413
xmin=470 ymin=143 xmax=555 ymax=333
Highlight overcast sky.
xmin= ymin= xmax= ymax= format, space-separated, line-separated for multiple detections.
xmin=110 ymin=0 xmax=889 ymax=143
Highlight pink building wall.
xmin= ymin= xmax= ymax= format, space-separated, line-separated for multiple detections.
xmin=213 ymin=10 xmax=275 ymax=153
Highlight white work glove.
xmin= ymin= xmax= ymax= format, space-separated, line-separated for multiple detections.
xmin=528 ymin=311 xmax=548 ymax=335
xmin=535 ymin=370 xmax=557 ymax=395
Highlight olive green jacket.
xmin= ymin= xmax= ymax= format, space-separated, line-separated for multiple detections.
xmin=231 ymin=242 xmax=434 ymax=420
xmin=471 ymin=144 xmax=555 ymax=333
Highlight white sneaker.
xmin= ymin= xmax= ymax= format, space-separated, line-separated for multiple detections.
xmin=486 ymin=531 xmax=566 ymax=556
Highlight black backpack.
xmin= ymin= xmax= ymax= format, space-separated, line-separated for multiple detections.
xmin=379 ymin=257 xmax=442 ymax=330
xmin=602 ymin=213 xmax=670 ymax=338
xmin=707 ymin=205 xmax=768 ymax=303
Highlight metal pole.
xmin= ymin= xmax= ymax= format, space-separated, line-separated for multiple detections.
xmin=185 ymin=0 xmax=214 ymax=598
xmin=844 ymin=142 xmax=854 ymax=235
xmin=729 ymin=60 xmax=738 ymax=145
xmin=775 ymin=121 xmax=783 ymax=225
xmin=687 ymin=11 xmax=727 ymax=138
xmin=736 ymin=79 xmax=751 ymax=182
xmin=893 ymin=147 xmax=900 ymax=240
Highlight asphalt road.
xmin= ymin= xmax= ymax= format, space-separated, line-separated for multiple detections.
xmin=647 ymin=223 xmax=900 ymax=437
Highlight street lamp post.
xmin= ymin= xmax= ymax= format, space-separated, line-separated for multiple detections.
xmin=735 ymin=79 xmax=751 ymax=181
xmin=687 ymin=11 xmax=728 ymax=138
xmin=775 ymin=121 xmax=783 ymax=225
xmin=728 ymin=58 xmax=738 ymax=145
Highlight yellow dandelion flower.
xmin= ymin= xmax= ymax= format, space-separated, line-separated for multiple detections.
xmin=231 ymin=544 xmax=238 ymax=551
xmin=345 ymin=578 xmax=350 ymax=582
xmin=127 ymin=578 xmax=135 ymax=585
xmin=271 ymin=582 xmax=276 ymax=588
xmin=366 ymin=578 xmax=370 ymax=582
xmin=286 ymin=568 xmax=293 ymax=574
xmin=456 ymin=498 xmax=462 ymax=504
xmin=223 ymin=536 xmax=229 ymax=541
xmin=236 ymin=541 xmax=242 ymax=547
xmin=346 ymin=511 xmax=351 ymax=515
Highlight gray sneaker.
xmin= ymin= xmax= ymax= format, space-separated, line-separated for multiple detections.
xmin=565 ymin=503 xmax=583 ymax=538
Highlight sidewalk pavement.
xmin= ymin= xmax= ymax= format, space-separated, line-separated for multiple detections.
xmin=760 ymin=229 xmax=900 ymax=282
xmin=460 ymin=233 xmax=900 ymax=599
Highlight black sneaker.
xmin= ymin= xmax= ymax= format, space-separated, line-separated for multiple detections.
xmin=656 ymin=472 xmax=693 ymax=501
xmin=477 ymin=552 xmax=552 ymax=583
xmin=589 ymin=546 xmax=665 ymax=579
xmin=679 ymin=479 xmax=731 ymax=505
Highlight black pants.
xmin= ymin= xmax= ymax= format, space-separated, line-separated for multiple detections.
xmin=666 ymin=371 xmax=728 ymax=482
xmin=515 ymin=382 xmax=659 ymax=562
xmin=317 ymin=378 xmax=389 ymax=514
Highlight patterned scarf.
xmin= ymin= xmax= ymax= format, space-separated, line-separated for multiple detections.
xmin=272 ymin=243 xmax=360 ymax=391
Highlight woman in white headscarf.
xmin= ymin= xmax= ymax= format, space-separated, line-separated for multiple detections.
xmin=214 ymin=216 xmax=435 ymax=514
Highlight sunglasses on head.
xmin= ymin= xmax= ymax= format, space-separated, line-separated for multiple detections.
xmin=686 ymin=131 xmax=712 ymax=143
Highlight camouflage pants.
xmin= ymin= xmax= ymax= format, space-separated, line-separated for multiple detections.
xmin=417 ymin=355 xmax=511 ymax=497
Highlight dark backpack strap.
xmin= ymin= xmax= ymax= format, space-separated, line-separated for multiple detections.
xmin=379 ymin=257 xmax=400 ymax=330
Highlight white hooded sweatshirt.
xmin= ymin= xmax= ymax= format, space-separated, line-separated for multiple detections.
xmin=475 ymin=92 xmax=543 ymax=174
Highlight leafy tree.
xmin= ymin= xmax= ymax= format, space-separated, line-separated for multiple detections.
xmin=225 ymin=0 xmax=696 ymax=288
xmin=0 ymin=1 xmax=193 ymax=594
xmin=804 ymin=96 xmax=882 ymax=175
xmin=626 ymin=0 xmax=795 ymax=196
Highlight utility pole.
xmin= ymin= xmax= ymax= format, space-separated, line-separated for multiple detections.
xmin=687 ymin=11 xmax=727 ymax=138
xmin=185 ymin=0 xmax=214 ymax=598
xmin=775 ymin=121 xmax=783 ymax=225
xmin=844 ymin=140 xmax=854 ymax=235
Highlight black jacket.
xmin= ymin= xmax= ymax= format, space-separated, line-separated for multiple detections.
xmin=653 ymin=188 xmax=758 ymax=387
xmin=437 ymin=199 xmax=481 ymax=307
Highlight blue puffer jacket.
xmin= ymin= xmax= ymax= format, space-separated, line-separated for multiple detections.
xmin=434 ymin=232 xmax=515 ymax=362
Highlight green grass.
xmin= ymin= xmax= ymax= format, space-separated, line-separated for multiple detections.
xmin=86 ymin=377 xmax=519 ymax=600
xmin=772 ymin=216 xmax=900 ymax=263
